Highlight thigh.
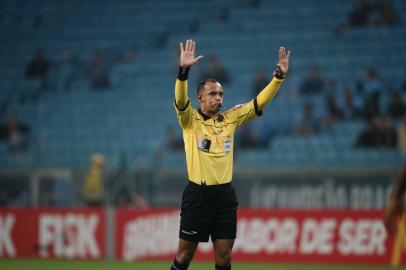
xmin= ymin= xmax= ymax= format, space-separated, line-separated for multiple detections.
xmin=179 ymin=183 xmax=213 ymax=242
xmin=211 ymin=187 xmax=238 ymax=241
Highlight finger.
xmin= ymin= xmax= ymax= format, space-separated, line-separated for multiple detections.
xmin=187 ymin=39 xmax=192 ymax=51
xmin=286 ymin=50 xmax=291 ymax=61
xmin=185 ymin=40 xmax=189 ymax=51
xmin=280 ymin=47 xmax=286 ymax=59
xmin=192 ymin=40 xmax=196 ymax=52
xmin=195 ymin=55 xmax=204 ymax=62
xmin=180 ymin=42 xmax=184 ymax=52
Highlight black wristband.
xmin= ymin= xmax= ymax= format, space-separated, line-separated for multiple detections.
xmin=273 ymin=65 xmax=285 ymax=80
xmin=178 ymin=66 xmax=190 ymax=81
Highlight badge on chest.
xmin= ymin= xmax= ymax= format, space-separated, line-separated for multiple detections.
xmin=197 ymin=138 xmax=211 ymax=152
xmin=197 ymin=136 xmax=232 ymax=154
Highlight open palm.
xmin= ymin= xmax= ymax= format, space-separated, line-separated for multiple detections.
xmin=179 ymin=39 xmax=203 ymax=68
xmin=278 ymin=47 xmax=291 ymax=74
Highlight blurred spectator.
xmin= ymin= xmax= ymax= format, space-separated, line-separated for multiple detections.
xmin=403 ymin=80 xmax=406 ymax=92
xmin=333 ymin=0 xmax=372 ymax=36
xmin=358 ymin=68 xmax=383 ymax=118
xmin=386 ymin=91 xmax=406 ymax=119
xmin=381 ymin=114 xmax=398 ymax=147
xmin=25 ymin=49 xmax=53 ymax=79
xmin=165 ymin=126 xmax=183 ymax=151
xmin=299 ymin=65 xmax=327 ymax=95
xmin=89 ymin=52 xmax=111 ymax=89
xmin=360 ymin=68 xmax=382 ymax=96
xmin=323 ymin=94 xmax=343 ymax=125
xmin=4 ymin=115 xmax=30 ymax=154
xmin=341 ymin=87 xmax=363 ymax=119
xmin=372 ymin=0 xmax=397 ymax=26
xmin=200 ymin=54 xmax=230 ymax=84
xmin=398 ymin=115 xmax=406 ymax=150
xmin=356 ymin=116 xmax=383 ymax=147
xmin=157 ymin=126 xmax=183 ymax=156
xmin=279 ymin=67 xmax=300 ymax=98
xmin=356 ymin=115 xmax=397 ymax=148
xmin=251 ymin=68 xmax=270 ymax=96
xmin=239 ymin=122 xmax=262 ymax=149
xmin=24 ymin=49 xmax=54 ymax=99
xmin=333 ymin=0 xmax=397 ymax=36
xmin=82 ymin=154 xmax=106 ymax=206
xmin=295 ymin=102 xmax=320 ymax=135
xmin=88 ymin=49 xmax=137 ymax=90
xmin=57 ymin=49 xmax=85 ymax=91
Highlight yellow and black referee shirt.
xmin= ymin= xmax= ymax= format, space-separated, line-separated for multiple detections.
xmin=174 ymin=77 xmax=283 ymax=186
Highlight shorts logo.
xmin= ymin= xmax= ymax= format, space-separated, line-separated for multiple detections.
xmin=181 ymin=230 xmax=198 ymax=235
xmin=225 ymin=140 xmax=231 ymax=154
xmin=197 ymin=138 xmax=211 ymax=152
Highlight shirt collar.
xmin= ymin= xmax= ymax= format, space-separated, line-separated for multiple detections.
xmin=198 ymin=108 xmax=224 ymax=122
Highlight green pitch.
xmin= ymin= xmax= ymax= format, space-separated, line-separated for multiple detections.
xmin=0 ymin=259 xmax=405 ymax=270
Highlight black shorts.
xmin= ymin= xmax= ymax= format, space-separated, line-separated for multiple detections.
xmin=179 ymin=181 xmax=238 ymax=243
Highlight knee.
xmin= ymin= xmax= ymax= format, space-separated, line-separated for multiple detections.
xmin=176 ymin=248 xmax=195 ymax=265
xmin=215 ymin=249 xmax=232 ymax=266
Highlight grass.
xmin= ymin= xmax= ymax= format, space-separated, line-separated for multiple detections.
xmin=1 ymin=259 xmax=405 ymax=270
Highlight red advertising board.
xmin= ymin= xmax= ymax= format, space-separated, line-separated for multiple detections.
xmin=0 ymin=208 xmax=105 ymax=259
xmin=115 ymin=208 xmax=406 ymax=266
xmin=2 ymin=207 xmax=406 ymax=266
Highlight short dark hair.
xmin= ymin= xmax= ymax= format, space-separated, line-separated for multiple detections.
xmin=197 ymin=79 xmax=219 ymax=95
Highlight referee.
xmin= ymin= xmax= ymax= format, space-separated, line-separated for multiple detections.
xmin=171 ymin=39 xmax=290 ymax=270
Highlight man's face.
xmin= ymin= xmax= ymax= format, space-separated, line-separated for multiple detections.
xmin=198 ymin=81 xmax=223 ymax=114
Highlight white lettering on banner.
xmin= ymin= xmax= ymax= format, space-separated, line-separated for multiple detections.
xmin=0 ymin=215 xmax=16 ymax=257
xmin=252 ymin=184 xmax=390 ymax=209
xmin=123 ymin=211 xmax=179 ymax=261
xmin=337 ymin=218 xmax=387 ymax=255
xmin=232 ymin=218 xmax=298 ymax=254
xmin=39 ymin=214 xmax=100 ymax=258
xmin=202 ymin=216 xmax=387 ymax=257
xmin=300 ymin=218 xmax=336 ymax=254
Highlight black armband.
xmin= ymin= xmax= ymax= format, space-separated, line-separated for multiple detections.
xmin=178 ymin=66 xmax=190 ymax=81
xmin=273 ymin=64 xmax=285 ymax=80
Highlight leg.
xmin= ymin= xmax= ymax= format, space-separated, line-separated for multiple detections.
xmin=176 ymin=239 xmax=198 ymax=264
xmin=213 ymin=238 xmax=234 ymax=268
xmin=170 ymin=239 xmax=198 ymax=270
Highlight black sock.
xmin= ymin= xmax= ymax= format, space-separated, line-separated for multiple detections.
xmin=214 ymin=265 xmax=231 ymax=270
xmin=170 ymin=258 xmax=189 ymax=270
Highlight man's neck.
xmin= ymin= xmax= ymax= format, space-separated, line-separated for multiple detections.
xmin=200 ymin=108 xmax=219 ymax=119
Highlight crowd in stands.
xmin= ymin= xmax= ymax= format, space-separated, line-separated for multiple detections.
xmin=10 ymin=0 xmax=404 ymax=158
xmin=334 ymin=0 xmax=398 ymax=36
xmin=1 ymin=0 xmax=405 ymax=208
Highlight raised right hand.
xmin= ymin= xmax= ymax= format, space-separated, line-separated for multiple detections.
xmin=179 ymin=39 xmax=203 ymax=68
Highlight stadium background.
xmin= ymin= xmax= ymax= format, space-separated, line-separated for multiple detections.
xmin=0 ymin=0 xmax=406 ymax=269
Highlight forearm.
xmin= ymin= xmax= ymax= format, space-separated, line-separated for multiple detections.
xmin=256 ymin=77 xmax=284 ymax=110
xmin=175 ymin=67 xmax=190 ymax=108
